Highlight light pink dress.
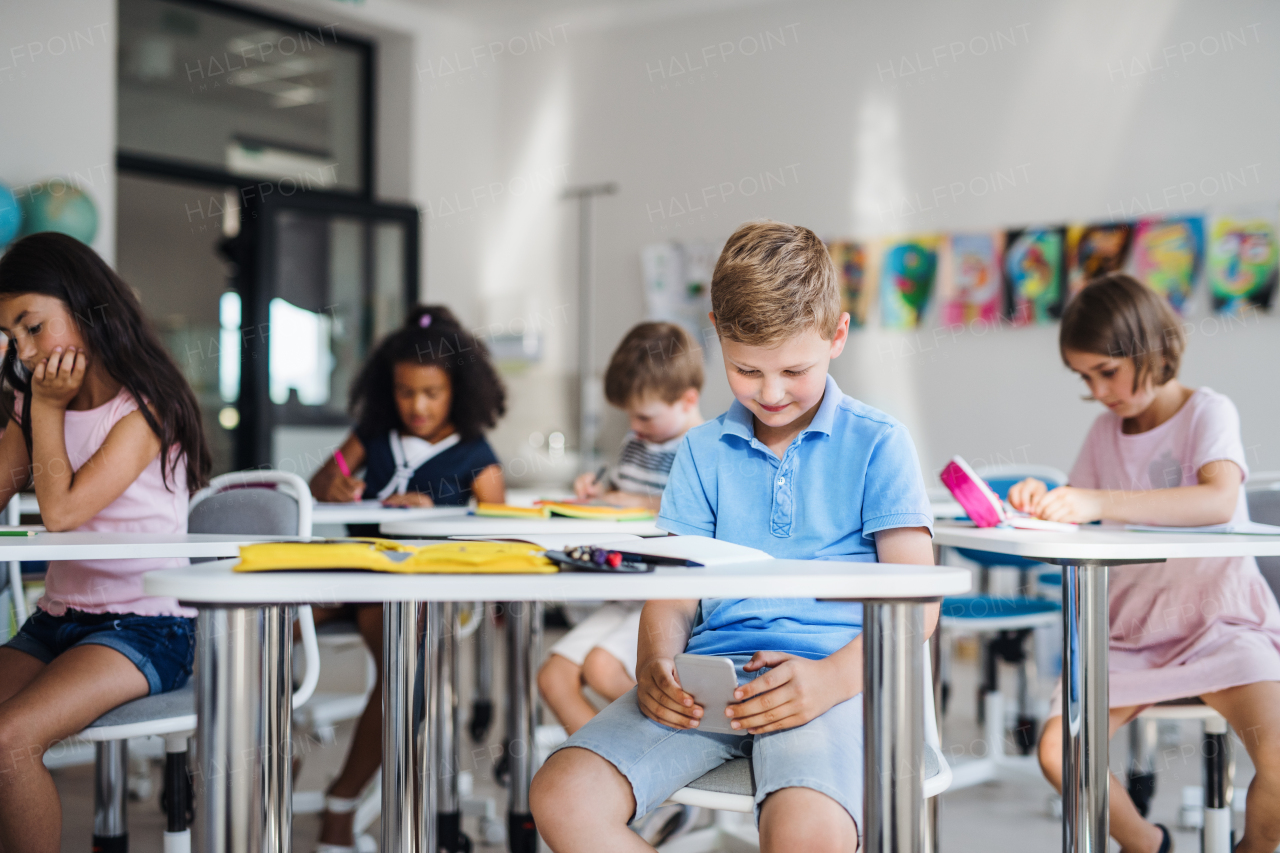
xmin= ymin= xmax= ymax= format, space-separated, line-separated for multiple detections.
xmin=1053 ymin=387 xmax=1280 ymax=713
xmin=18 ymin=389 xmax=193 ymax=618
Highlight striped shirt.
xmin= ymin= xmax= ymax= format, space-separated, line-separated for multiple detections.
xmin=610 ymin=432 xmax=682 ymax=496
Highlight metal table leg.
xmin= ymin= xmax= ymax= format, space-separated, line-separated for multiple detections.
xmin=470 ymin=603 xmax=494 ymax=743
xmin=864 ymin=600 xmax=925 ymax=852
xmin=434 ymin=601 xmax=469 ymax=852
xmin=505 ymin=601 xmax=537 ymax=853
xmin=384 ymin=601 xmax=426 ymax=853
xmin=1062 ymin=562 xmax=1110 ymax=853
xmin=93 ymin=740 xmax=128 ymax=852
xmin=195 ymin=604 xmax=294 ymax=853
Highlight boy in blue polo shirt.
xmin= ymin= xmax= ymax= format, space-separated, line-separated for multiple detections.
xmin=531 ymin=221 xmax=937 ymax=852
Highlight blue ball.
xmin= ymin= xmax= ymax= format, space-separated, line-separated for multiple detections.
xmin=0 ymin=184 xmax=20 ymax=248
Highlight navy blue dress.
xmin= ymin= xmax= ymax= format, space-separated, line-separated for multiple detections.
xmin=356 ymin=428 xmax=500 ymax=507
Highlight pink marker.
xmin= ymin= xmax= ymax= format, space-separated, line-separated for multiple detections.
xmin=334 ymin=449 xmax=352 ymax=477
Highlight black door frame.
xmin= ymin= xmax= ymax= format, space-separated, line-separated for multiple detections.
xmin=234 ymin=190 xmax=420 ymax=468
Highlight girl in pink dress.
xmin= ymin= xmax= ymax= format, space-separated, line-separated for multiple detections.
xmin=1010 ymin=273 xmax=1280 ymax=853
xmin=0 ymin=233 xmax=211 ymax=852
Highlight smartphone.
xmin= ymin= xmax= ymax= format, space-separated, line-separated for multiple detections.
xmin=674 ymin=653 xmax=740 ymax=735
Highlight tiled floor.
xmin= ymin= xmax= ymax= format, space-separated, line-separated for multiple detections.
xmin=53 ymin=623 xmax=1256 ymax=852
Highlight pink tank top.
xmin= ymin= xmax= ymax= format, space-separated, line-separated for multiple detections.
xmin=20 ymin=389 xmax=193 ymax=617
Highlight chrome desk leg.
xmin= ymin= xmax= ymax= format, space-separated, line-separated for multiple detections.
xmin=1062 ymin=563 xmax=1110 ymax=853
xmin=864 ymin=601 xmax=925 ymax=853
xmin=469 ymin=602 xmax=495 ymax=743
xmin=195 ymin=605 xmax=293 ymax=853
xmin=384 ymin=602 xmax=425 ymax=853
xmin=433 ymin=602 xmax=467 ymax=852
xmin=505 ymin=602 xmax=537 ymax=853
xmin=93 ymin=740 xmax=128 ymax=852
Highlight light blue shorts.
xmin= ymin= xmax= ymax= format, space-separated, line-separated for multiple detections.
xmin=552 ymin=654 xmax=863 ymax=828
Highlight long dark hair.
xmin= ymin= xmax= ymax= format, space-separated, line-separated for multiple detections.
xmin=0 ymin=233 xmax=212 ymax=493
xmin=350 ymin=305 xmax=506 ymax=441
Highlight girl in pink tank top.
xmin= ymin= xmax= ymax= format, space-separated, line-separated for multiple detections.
xmin=1008 ymin=273 xmax=1280 ymax=853
xmin=0 ymin=233 xmax=211 ymax=851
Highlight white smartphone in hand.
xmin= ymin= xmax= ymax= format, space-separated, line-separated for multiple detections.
xmin=674 ymin=653 xmax=740 ymax=735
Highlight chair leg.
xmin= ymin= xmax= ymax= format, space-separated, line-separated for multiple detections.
xmin=159 ymin=734 xmax=192 ymax=853
xmin=1202 ymin=715 xmax=1234 ymax=853
xmin=93 ymin=740 xmax=128 ymax=853
xmin=1127 ymin=719 xmax=1157 ymax=818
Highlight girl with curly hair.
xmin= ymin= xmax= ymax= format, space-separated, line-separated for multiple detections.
xmin=307 ymin=304 xmax=507 ymax=851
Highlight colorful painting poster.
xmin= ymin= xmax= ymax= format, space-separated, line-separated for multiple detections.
xmin=828 ymin=240 xmax=871 ymax=328
xmin=939 ymin=233 xmax=1003 ymax=327
xmin=1067 ymin=222 xmax=1132 ymax=296
xmin=1003 ymin=226 xmax=1066 ymax=326
xmin=878 ymin=236 xmax=939 ymax=330
xmin=1207 ymin=210 xmax=1278 ymax=315
xmin=1127 ymin=216 xmax=1204 ymax=315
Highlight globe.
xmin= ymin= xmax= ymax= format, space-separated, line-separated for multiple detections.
xmin=0 ymin=184 xmax=20 ymax=248
xmin=20 ymin=181 xmax=98 ymax=245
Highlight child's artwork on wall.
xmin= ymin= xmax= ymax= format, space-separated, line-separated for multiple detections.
xmin=939 ymin=233 xmax=1003 ymax=327
xmin=1067 ymin=222 xmax=1132 ymax=296
xmin=640 ymin=241 xmax=717 ymax=347
xmin=1206 ymin=210 xmax=1278 ymax=315
xmin=1127 ymin=216 xmax=1204 ymax=315
xmin=878 ymin=236 xmax=939 ymax=330
xmin=828 ymin=240 xmax=871 ymax=328
xmin=1003 ymin=226 xmax=1066 ymax=326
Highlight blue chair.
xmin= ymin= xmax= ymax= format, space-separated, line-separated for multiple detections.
xmin=941 ymin=464 xmax=1067 ymax=756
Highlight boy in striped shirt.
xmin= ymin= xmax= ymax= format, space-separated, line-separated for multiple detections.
xmin=539 ymin=323 xmax=704 ymax=741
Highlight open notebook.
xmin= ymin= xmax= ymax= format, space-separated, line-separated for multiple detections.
xmin=474 ymin=502 xmax=655 ymax=521
xmin=1125 ymin=521 xmax=1280 ymax=535
xmin=939 ymin=456 xmax=1077 ymax=532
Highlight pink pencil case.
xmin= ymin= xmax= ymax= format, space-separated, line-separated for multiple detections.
xmin=939 ymin=456 xmax=1004 ymax=528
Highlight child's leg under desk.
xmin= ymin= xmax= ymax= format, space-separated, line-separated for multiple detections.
xmin=0 ymin=645 xmax=147 ymax=853
xmin=1201 ymin=680 xmax=1280 ymax=853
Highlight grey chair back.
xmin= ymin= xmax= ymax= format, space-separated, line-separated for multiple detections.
xmin=188 ymin=487 xmax=301 ymax=562
xmin=1248 ymin=488 xmax=1280 ymax=596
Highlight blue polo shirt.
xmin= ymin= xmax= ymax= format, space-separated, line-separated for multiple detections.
xmin=657 ymin=374 xmax=932 ymax=659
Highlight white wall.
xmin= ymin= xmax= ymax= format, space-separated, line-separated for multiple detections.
xmin=0 ymin=0 xmax=117 ymax=262
xmin=414 ymin=0 xmax=1280 ymax=478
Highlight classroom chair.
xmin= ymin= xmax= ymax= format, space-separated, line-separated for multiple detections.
xmin=657 ymin=645 xmax=951 ymax=853
xmin=78 ymin=469 xmax=320 ymax=853
xmin=941 ymin=464 xmax=1068 ymax=755
xmin=1126 ymin=699 xmax=1234 ymax=853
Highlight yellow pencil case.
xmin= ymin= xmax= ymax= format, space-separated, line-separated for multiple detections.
xmin=234 ymin=538 xmax=557 ymax=574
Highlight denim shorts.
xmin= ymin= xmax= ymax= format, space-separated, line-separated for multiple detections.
xmin=4 ymin=608 xmax=196 ymax=695
xmin=552 ymin=654 xmax=864 ymax=829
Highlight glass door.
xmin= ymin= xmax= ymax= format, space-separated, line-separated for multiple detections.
xmin=222 ymin=192 xmax=419 ymax=471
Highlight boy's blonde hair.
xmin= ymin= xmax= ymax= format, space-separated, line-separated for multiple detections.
xmin=710 ymin=220 xmax=841 ymax=346
xmin=604 ymin=322 xmax=704 ymax=407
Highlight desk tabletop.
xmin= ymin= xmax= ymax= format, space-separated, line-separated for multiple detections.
xmin=0 ymin=532 xmax=295 ymax=561
xmin=933 ymin=521 xmax=1280 ymax=562
xmin=143 ymin=557 xmax=972 ymax=604
xmin=380 ymin=516 xmax=666 ymax=538
xmin=311 ymin=503 xmax=468 ymax=525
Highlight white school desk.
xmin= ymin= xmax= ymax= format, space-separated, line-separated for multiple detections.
xmin=311 ymin=502 xmax=469 ymax=526
xmin=379 ymin=515 xmax=666 ymax=538
xmin=144 ymin=556 xmax=971 ymax=853
xmin=932 ymin=522 xmax=1280 ymax=853
xmin=0 ymin=531 xmax=295 ymax=561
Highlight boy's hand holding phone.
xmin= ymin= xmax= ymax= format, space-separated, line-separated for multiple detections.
xmin=729 ymin=651 xmax=855 ymax=735
xmin=637 ymin=657 xmax=703 ymax=729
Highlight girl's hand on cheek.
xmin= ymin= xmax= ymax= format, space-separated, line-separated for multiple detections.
xmin=31 ymin=347 xmax=86 ymax=409
xmin=1035 ymin=486 xmax=1103 ymax=523
xmin=382 ymin=491 xmax=433 ymax=507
